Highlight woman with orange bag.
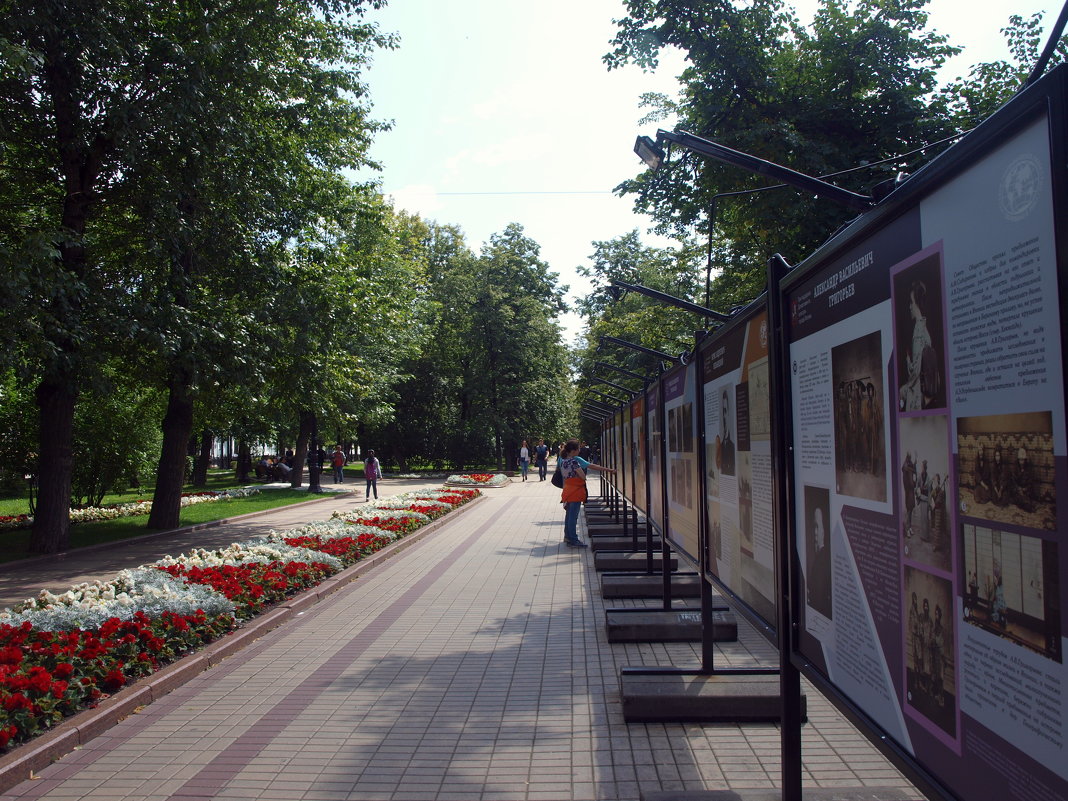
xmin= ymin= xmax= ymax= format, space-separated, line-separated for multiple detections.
xmin=558 ymin=439 xmax=615 ymax=548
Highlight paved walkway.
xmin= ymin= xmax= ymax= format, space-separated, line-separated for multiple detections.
xmin=0 ymin=477 xmax=923 ymax=800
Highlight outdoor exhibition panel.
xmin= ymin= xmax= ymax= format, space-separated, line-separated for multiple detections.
xmin=614 ymin=409 xmax=625 ymax=494
xmin=779 ymin=66 xmax=1068 ymax=801
xmin=662 ymin=360 xmax=700 ymax=568
xmin=699 ymin=302 xmax=778 ymax=633
xmin=646 ymin=381 xmax=664 ymax=536
xmin=629 ymin=394 xmax=647 ymax=514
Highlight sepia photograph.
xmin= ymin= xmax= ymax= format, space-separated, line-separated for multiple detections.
xmin=831 ymin=330 xmax=887 ymax=502
xmin=892 ymin=250 xmax=947 ymax=412
xmin=899 ymin=415 xmax=953 ymax=572
xmin=962 ymin=524 xmax=1061 ymax=662
xmin=957 ymin=411 xmax=1057 ymax=531
xmin=904 ymin=566 xmax=956 ymax=737
xmin=803 ymin=485 xmax=832 ymax=622
xmin=716 ymin=386 xmax=736 ymax=477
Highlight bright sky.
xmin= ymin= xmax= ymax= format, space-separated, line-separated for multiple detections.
xmin=354 ymin=0 xmax=1061 ymax=345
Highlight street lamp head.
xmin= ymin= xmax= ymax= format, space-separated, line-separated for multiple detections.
xmin=606 ymin=284 xmax=624 ymax=302
xmin=634 ymin=135 xmax=665 ymax=171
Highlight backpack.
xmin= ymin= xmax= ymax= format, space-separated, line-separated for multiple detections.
xmin=920 ymin=344 xmax=941 ymax=399
xmin=551 ymin=464 xmax=564 ymax=488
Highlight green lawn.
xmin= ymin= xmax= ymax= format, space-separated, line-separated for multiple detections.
xmin=0 ymin=470 xmax=342 ymax=564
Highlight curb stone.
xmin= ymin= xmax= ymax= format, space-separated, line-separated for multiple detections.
xmin=0 ymin=492 xmax=489 ymax=794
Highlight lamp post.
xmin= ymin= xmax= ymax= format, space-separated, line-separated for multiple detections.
xmin=590 ymin=389 xmax=627 ymax=406
xmin=595 ymin=361 xmax=647 ymax=382
xmin=635 ymin=129 xmax=874 ymax=212
xmin=591 ymin=375 xmax=636 ymax=397
xmin=599 ymin=335 xmax=680 ymax=365
xmin=608 ymin=279 xmax=730 ymax=322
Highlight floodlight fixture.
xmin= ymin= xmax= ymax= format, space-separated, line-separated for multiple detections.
xmin=633 ymin=135 xmax=666 ymax=170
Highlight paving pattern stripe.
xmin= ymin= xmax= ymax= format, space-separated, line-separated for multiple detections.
xmin=0 ymin=495 xmax=500 ymax=801
xmin=159 ymin=496 xmax=515 ymax=801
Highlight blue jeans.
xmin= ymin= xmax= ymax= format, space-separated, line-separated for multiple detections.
xmin=333 ymin=465 xmax=344 ymax=482
xmin=563 ymin=501 xmax=582 ymax=543
xmin=366 ymin=478 xmax=378 ymax=499
xmin=537 ymin=460 xmax=547 ymax=480
xmin=520 ymin=459 xmax=529 ymax=479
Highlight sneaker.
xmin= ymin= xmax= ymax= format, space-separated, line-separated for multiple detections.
xmin=565 ymin=540 xmax=588 ymax=548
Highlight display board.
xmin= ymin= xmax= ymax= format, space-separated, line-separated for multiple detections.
xmin=647 ymin=382 xmax=664 ymax=534
xmin=630 ymin=395 xmax=647 ymax=514
xmin=782 ymin=79 xmax=1067 ymax=801
xmin=663 ymin=361 xmax=700 ymax=566
xmin=612 ymin=410 xmax=624 ymax=492
xmin=701 ymin=305 xmax=777 ymax=628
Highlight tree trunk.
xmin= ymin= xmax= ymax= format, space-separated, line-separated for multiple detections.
xmin=28 ymin=22 xmax=113 ymax=553
xmin=236 ymin=440 xmax=252 ymax=482
xmin=191 ymin=429 xmax=211 ymax=486
xmin=291 ymin=408 xmax=314 ymax=488
xmin=148 ymin=374 xmax=194 ymax=530
xmin=28 ymin=379 xmax=76 ymax=554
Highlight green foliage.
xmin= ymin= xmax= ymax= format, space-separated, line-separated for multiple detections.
xmin=70 ymin=371 xmax=164 ymax=507
xmin=607 ymin=0 xmax=961 ymax=305
xmin=364 ymin=220 xmax=575 ymax=469
xmin=936 ymin=11 xmax=1068 ymax=128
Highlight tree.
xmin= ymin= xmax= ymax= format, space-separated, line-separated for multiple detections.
xmin=258 ymin=191 xmax=427 ymax=489
xmin=364 ymin=221 xmax=575 ymax=470
xmin=606 ymin=0 xmax=960 ymax=305
xmin=936 ymin=11 xmax=1068 ymax=129
xmin=0 ymin=1 xmax=393 ymax=544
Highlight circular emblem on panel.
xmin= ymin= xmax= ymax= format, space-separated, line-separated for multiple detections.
xmin=998 ymin=154 xmax=1042 ymax=222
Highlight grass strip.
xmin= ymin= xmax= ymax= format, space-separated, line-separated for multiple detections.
xmin=0 ymin=489 xmax=326 ymax=564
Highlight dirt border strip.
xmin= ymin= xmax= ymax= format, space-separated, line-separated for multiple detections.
xmin=0 ymin=493 xmax=489 ymax=794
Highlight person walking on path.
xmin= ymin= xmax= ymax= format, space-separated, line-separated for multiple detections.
xmin=518 ymin=440 xmax=530 ymax=481
xmin=364 ymin=449 xmax=381 ymax=500
xmin=331 ymin=445 xmax=347 ymax=483
xmin=558 ymin=438 xmax=614 ymax=548
xmin=534 ymin=438 xmax=549 ymax=481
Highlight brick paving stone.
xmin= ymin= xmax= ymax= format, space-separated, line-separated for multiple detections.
xmin=0 ymin=478 xmax=930 ymax=801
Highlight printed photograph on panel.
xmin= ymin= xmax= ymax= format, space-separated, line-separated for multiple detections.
xmin=904 ymin=566 xmax=957 ymax=736
xmin=682 ymin=401 xmax=694 ymax=453
xmin=961 ymin=524 xmax=1061 ymax=662
xmin=738 ymin=451 xmax=753 ymax=554
xmin=900 ymin=415 xmax=952 ymax=572
xmin=714 ymin=386 xmax=736 ymax=477
xmin=893 ymin=251 xmax=947 ymax=412
xmin=670 ymin=457 xmax=692 ymax=509
xmin=831 ymin=331 xmax=887 ymax=501
xmin=804 ymin=485 xmax=832 ymax=622
xmin=748 ymin=356 xmax=771 ymax=440
xmin=957 ymin=412 xmax=1056 ymax=531
xmin=709 ymin=500 xmax=722 ymax=562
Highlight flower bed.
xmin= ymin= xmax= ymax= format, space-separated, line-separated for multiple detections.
xmin=0 ymin=486 xmax=479 ymax=751
xmin=0 ymin=488 xmax=263 ymax=532
xmin=445 ymin=473 xmax=510 ymax=487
